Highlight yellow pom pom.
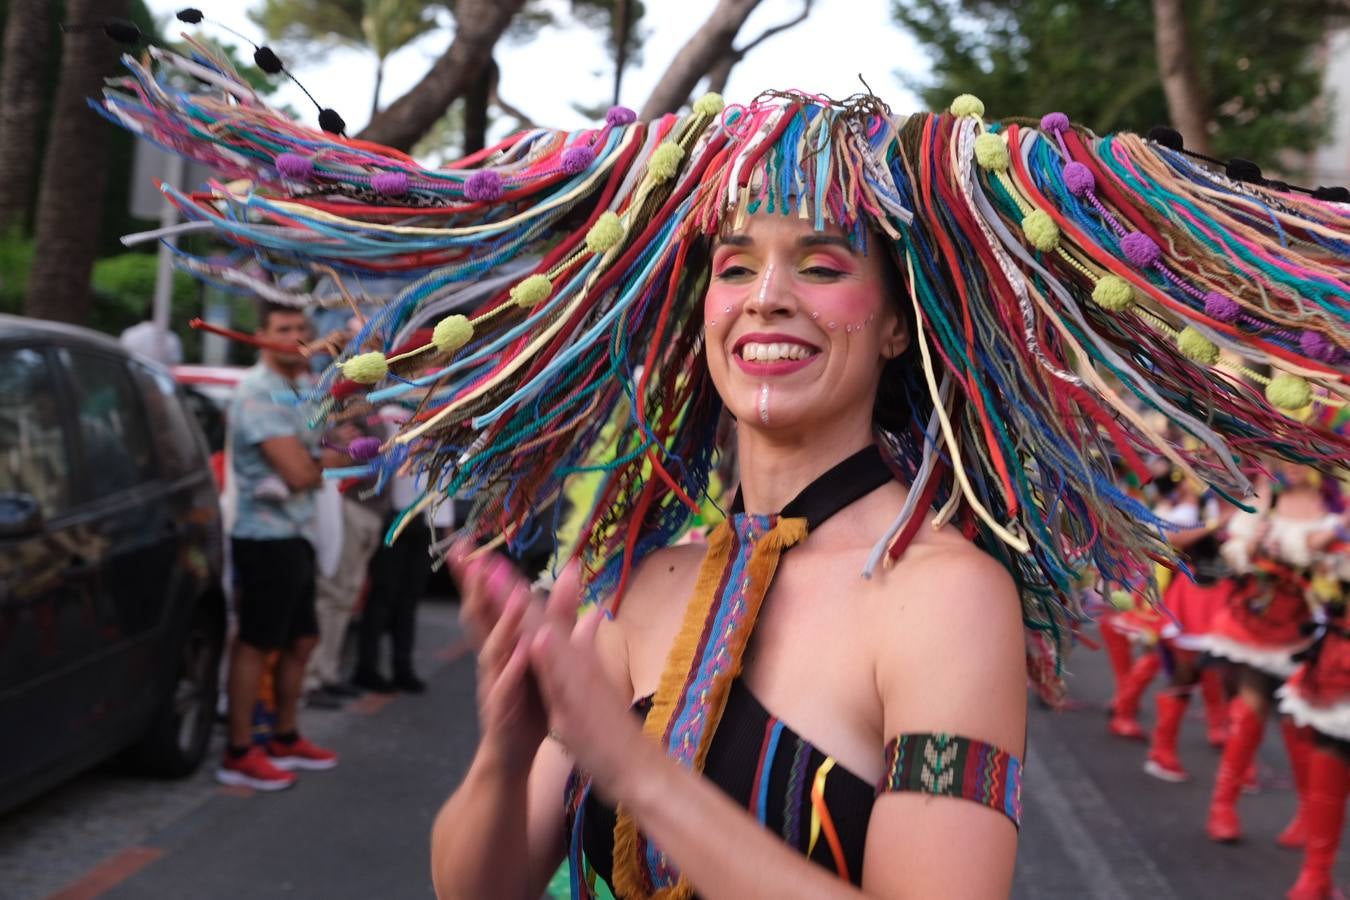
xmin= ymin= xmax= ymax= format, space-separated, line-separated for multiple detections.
xmin=586 ymin=211 xmax=625 ymax=254
xmin=973 ymin=133 xmax=1009 ymax=171
xmin=1177 ymin=326 xmax=1220 ymax=366
xmin=1021 ymin=209 xmax=1059 ymax=251
xmin=432 ymin=314 xmax=473 ymax=352
xmin=1092 ymin=275 xmax=1135 ymax=312
xmin=950 ymin=94 xmax=985 ymax=118
xmin=1266 ymin=372 xmax=1312 ymax=411
xmin=341 ymin=351 xmax=388 ymax=385
xmin=693 ymin=92 xmax=724 ymax=117
xmin=648 ymin=142 xmax=685 ymax=182
xmin=510 ymin=274 xmax=554 ymax=308
xmin=1109 ymin=590 xmax=1134 ymax=612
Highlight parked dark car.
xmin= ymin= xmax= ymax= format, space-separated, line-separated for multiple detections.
xmin=0 ymin=315 xmax=226 ymax=814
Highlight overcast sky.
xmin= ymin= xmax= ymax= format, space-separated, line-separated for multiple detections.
xmin=142 ymin=0 xmax=929 ymax=146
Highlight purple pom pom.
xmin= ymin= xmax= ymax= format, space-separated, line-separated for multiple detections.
xmin=275 ymin=152 xmax=313 ymax=180
xmin=1063 ymin=161 xmax=1095 ymax=197
xmin=1121 ymin=231 xmax=1162 ymax=268
xmin=1040 ymin=112 xmax=1071 ymax=134
xmin=464 ymin=169 xmax=504 ymax=203
xmin=1203 ymin=291 xmax=1241 ymax=323
xmin=347 ymin=436 xmax=382 ymax=462
xmin=1300 ymin=330 xmax=1339 ymax=363
xmin=561 ymin=145 xmax=595 ymax=175
xmin=606 ymin=105 xmax=637 ymax=127
xmin=371 ymin=171 xmax=410 ymax=196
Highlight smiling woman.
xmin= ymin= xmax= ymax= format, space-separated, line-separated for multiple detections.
xmin=97 ymin=41 xmax=1350 ymax=899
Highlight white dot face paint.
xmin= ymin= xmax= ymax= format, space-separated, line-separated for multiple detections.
xmin=758 ymin=382 xmax=771 ymax=425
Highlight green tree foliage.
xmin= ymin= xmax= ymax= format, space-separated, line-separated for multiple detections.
xmin=891 ymin=0 xmax=1343 ymax=165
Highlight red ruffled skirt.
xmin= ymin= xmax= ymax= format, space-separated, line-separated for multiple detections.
xmin=1160 ymin=576 xmax=1239 ymax=649
xmin=1279 ymin=615 xmax=1350 ymax=741
xmin=1201 ymin=578 xmax=1311 ymax=677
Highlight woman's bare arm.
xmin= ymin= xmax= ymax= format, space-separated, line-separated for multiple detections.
xmin=430 ymin=738 xmax=571 ymax=900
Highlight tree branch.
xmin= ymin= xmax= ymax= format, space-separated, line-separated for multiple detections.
xmin=639 ymin=0 xmax=766 ymax=119
xmin=357 ymin=0 xmax=526 ymax=152
xmin=734 ymin=0 xmax=813 ymax=57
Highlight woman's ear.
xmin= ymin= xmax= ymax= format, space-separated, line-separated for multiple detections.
xmin=880 ymin=308 xmax=910 ymax=359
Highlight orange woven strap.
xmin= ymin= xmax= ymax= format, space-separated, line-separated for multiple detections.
xmin=612 ymin=515 xmax=806 ymax=899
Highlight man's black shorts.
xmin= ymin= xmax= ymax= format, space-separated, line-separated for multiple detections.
xmin=231 ymin=537 xmax=319 ymax=650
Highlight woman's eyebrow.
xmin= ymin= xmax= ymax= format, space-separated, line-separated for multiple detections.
xmin=797 ymin=234 xmax=855 ymax=252
xmin=715 ymin=235 xmax=754 ymax=248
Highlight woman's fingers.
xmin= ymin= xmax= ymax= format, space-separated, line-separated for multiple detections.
xmin=543 ymin=559 xmax=583 ymax=631
xmin=478 ymin=583 xmax=530 ymax=683
xmin=483 ymin=640 xmax=530 ymax=717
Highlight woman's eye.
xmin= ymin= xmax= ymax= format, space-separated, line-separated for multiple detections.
xmin=801 ymin=266 xmax=845 ymax=279
xmin=715 ymin=265 xmax=754 ymax=279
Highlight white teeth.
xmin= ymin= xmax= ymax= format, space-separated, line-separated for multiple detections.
xmin=737 ymin=341 xmax=815 ymax=362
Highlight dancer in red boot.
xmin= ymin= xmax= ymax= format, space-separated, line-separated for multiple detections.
xmin=1202 ymin=467 xmax=1341 ymax=843
xmin=1111 ymin=648 xmax=1162 ymax=740
xmin=1202 ymin=667 xmax=1231 ymax=748
xmin=1146 ymin=471 xmax=1236 ymax=782
xmin=1279 ymin=537 xmax=1350 ymax=896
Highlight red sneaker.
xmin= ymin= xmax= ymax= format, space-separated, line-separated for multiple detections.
xmin=216 ymin=746 xmax=297 ymax=791
xmin=266 ymin=735 xmax=338 ymax=771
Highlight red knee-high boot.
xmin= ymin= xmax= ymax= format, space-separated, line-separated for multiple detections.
xmin=1202 ymin=667 xmax=1230 ymax=748
xmin=1146 ymin=689 xmax=1193 ymax=782
xmin=1287 ymin=745 xmax=1350 ymax=900
xmin=1110 ymin=651 xmax=1162 ymax=740
xmin=1279 ymin=720 xmax=1317 ymax=849
xmin=1208 ymin=696 xmax=1267 ymax=842
xmin=1101 ymin=620 xmax=1134 ymax=713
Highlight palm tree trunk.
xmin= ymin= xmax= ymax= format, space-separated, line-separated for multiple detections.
xmin=1151 ymin=0 xmax=1213 ymax=156
xmin=0 ymin=0 xmax=54 ymax=235
xmin=26 ymin=0 xmax=129 ymax=323
xmin=462 ymin=57 xmax=493 ymax=155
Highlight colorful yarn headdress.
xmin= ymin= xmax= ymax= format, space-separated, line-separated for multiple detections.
xmin=99 ymin=42 xmax=1350 ymax=694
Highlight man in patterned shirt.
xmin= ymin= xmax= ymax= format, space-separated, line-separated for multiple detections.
xmin=216 ymin=302 xmax=348 ymax=791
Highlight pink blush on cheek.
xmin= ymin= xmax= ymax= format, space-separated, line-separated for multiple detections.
xmin=800 ymin=278 xmax=882 ymax=330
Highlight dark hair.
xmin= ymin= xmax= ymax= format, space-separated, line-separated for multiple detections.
xmin=257 ymin=299 xmax=305 ymax=331
xmin=872 ymin=243 xmax=921 ymax=437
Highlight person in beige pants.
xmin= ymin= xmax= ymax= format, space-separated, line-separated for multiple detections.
xmin=306 ymin=487 xmax=387 ymax=704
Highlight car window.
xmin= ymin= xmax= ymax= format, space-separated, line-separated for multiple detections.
xmin=58 ymin=348 xmax=157 ymax=498
xmin=0 ymin=347 xmax=73 ymax=517
xmin=178 ymin=385 xmax=226 ymax=455
xmin=132 ymin=363 xmax=211 ymax=475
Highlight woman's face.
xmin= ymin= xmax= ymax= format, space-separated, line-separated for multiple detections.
xmin=703 ymin=214 xmax=908 ymax=436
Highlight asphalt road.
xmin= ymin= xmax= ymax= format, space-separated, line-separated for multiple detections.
xmin=2 ymin=599 xmax=1347 ymax=899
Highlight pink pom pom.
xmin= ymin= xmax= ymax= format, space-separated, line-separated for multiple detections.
xmin=1063 ymin=162 xmax=1095 ymax=197
xmin=606 ymin=105 xmax=637 ymax=127
xmin=561 ymin=145 xmax=595 ymax=175
xmin=275 ymin=152 xmax=313 ymax=180
xmin=1300 ymin=330 xmax=1339 ymax=363
xmin=464 ymin=169 xmax=504 ymax=203
xmin=1203 ymin=291 xmax=1241 ymax=323
xmin=1121 ymin=231 xmax=1161 ymax=268
xmin=1040 ymin=112 xmax=1071 ymax=134
xmin=348 ymin=436 xmax=382 ymax=462
xmin=371 ymin=171 xmax=410 ymax=195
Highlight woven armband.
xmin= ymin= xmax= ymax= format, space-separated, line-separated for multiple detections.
xmin=878 ymin=733 xmax=1022 ymax=828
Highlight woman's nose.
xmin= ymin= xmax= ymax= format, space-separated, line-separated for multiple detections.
xmin=745 ymin=262 xmax=794 ymax=316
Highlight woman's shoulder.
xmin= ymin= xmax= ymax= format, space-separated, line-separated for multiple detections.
xmin=868 ymin=531 xmax=1023 ymax=675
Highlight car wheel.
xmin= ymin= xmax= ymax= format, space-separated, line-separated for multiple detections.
xmin=125 ymin=595 xmax=225 ymax=777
